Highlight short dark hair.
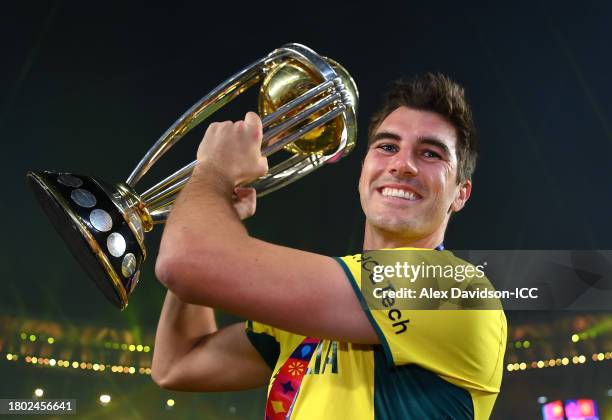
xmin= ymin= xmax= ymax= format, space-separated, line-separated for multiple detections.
xmin=368 ymin=73 xmax=478 ymax=184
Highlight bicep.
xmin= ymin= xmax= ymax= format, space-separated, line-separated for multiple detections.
xmin=159 ymin=322 xmax=272 ymax=392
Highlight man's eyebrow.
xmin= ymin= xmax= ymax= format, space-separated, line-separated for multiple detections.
xmin=371 ymin=131 xmax=401 ymax=143
xmin=418 ymin=137 xmax=451 ymax=157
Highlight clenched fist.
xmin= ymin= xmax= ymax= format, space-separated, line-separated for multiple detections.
xmin=196 ymin=112 xmax=268 ymax=186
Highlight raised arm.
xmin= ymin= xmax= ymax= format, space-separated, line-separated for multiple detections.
xmin=151 ymin=295 xmax=271 ymax=391
xmin=155 ymin=113 xmax=378 ymax=344
xmin=152 ymin=187 xmax=272 ymax=391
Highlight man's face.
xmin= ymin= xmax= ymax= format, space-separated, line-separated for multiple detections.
xmin=358 ymin=106 xmax=471 ymax=241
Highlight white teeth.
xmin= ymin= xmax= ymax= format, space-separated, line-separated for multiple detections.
xmin=381 ymin=187 xmax=418 ymax=200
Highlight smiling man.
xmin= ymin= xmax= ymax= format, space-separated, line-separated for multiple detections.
xmin=151 ymin=73 xmax=507 ymax=419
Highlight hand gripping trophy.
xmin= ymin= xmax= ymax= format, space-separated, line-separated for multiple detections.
xmin=27 ymin=43 xmax=358 ymax=310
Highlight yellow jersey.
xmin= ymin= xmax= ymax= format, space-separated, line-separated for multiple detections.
xmin=246 ymin=252 xmax=507 ymax=419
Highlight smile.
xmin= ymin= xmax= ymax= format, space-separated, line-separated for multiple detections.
xmin=380 ymin=187 xmax=421 ymax=201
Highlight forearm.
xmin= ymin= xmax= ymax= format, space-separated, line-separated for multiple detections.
xmin=155 ymin=164 xmax=251 ymax=296
xmin=151 ymin=290 xmax=217 ymax=382
xmin=166 ymin=164 xmax=245 ymax=240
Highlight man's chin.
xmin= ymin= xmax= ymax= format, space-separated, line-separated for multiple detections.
xmin=370 ymin=218 xmax=423 ymax=237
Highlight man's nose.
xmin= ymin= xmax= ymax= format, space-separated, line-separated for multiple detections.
xmin=389 ymin=150 xmax=418 ymax=177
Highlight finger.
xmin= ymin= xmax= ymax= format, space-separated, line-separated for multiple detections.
xmin=259 ymin=157 xmax=269 ymax=176
xmin=233 ymin=187 xmax=257 ymax=220
xmin=234 ymin=187 xmax=256 ymax=200
xmin=244 ymin=111 xmax=263 ymax=141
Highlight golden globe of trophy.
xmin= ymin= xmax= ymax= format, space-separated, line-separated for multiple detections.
xmin=27 ymin=43 xmax=358 ymax=310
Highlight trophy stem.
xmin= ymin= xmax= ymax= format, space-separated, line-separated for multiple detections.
xmin=140 ymin=161 xmax=196 ymax=202
xmin=144 ymin=178 xmax=188 ymax=211
xmin=125 ymin=56 xmax=275 ymax=187
xmin=150 ymin=207 xmax=173 ymax=224
xmin=116 ymin=183 xmax=154 ymax=233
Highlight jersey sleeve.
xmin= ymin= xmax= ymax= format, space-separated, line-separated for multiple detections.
xmin=334 ymin=254 xmax=507 ymax=394
xmin=245 ymin=320 xmax=281 ymax=370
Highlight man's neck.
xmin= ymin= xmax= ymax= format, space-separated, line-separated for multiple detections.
xmin=362 ymin=223 xmax=445 ymax=250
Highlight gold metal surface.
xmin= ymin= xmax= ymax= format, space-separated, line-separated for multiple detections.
xmin=258 ymin=58 xmax=357 ymax=157
xmin=116 ymin=184 xmax=153 ymax=230
xmin=325 ymin=58 xmax=358 ymax=155
xmin=115 ymin=183 xmax=152 ymax=260
xmin=259 ymin=60 xmax=337 ymax=155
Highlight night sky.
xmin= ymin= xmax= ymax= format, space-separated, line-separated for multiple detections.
xmin=1 ymin=1 xmax=611 ymax=418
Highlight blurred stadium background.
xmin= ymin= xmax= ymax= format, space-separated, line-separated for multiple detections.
xmin=2 ymin=1 xmax=610 ymax=418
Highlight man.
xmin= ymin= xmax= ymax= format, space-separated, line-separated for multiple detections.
xmin=152 ymin=73 xmax=507 ymax=419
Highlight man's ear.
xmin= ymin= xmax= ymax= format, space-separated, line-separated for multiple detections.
xmin=450 ymin=180 xmax=472 ymax=213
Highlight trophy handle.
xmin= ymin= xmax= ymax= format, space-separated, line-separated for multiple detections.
xmin=126 ymin=57 xmax=268 ymax=187
xmin=128 ymin=43 xmax=358 ymax=224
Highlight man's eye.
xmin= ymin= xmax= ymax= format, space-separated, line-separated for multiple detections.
xmin=422 ymin=150 xmax=442 ymax=159
xmin=377 ymin=143 xmax=397 ymax=152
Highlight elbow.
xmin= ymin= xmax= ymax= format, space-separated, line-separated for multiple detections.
xmin=155 ymin=231 xmax=234 ymax=304
xmin=155 ymin=226 xmax=194 ymax=291
xmin=151 ymin=360 xmax=183 ymax=391
xmin=154 ymin=249 xmax=209 ymax=305
xmin=151 ymin=366 xmax=198 ymax=392
xmin=150 ymin=356 xmax=171 ymax=389
xmin=155 ymin=255 xmax=189 ymax=302
xmin=151 ymin=366 xmax=170 ymax=389
xmin=155 ymin=232 xmax=192 ymax=297
xmin=155 ymin=251 xmax=176 ymax=291
xmin=150 ymin=350 xmax=171 ymax=389
xmin=151 ymin=371 xmax=181 ymax=391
